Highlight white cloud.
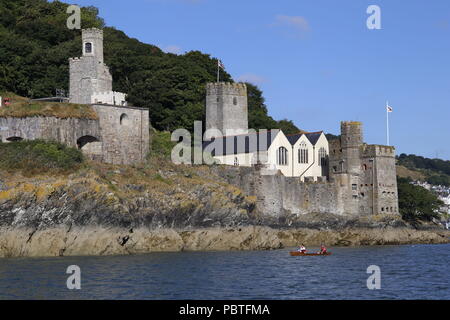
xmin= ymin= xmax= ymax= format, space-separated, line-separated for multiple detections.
xmin=237 ymin=73 xmax=268 ymax=85
xmin=272 ymin=15 xmax=310 ymax=38
xmin=163 ymin=45 xmax=183 ymax=54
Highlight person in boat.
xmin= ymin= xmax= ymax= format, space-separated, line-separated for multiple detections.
xmin=319 ymin=244 xmax=327 ymax=255
xmin=298 ymin=244 xmax=306 ymax=253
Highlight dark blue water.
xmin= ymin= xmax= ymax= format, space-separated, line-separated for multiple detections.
xmin=0 ymin=244 xmax=449 ymax=299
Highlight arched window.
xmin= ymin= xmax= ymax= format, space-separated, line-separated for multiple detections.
xmin=233 ymin=97 xmax=238 ymax=105
xmin=298 ymin=142 xmax=308 ymax=164
xmin=277 ymin=147 xmax=288 ymax=166
xmin=318 ymin=147 xmax=327 ymax=167
xmin=120 ymin=113 xmax=129 ymax=125
xmin=234 ymin=157 xmax=239 ymax=166
xmin=85 ymin=42 xmax=92 ymax=54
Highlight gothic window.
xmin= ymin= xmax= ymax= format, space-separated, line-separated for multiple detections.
xmin=85 ymin=42 xmax=92 ymax=54
xmin=234 ymin=157 xmax=239 ymax=166
xmin=318 ymin=147 xmax=328 ymax=166
xmin=277 ymin=147 xmax=288 ymax=166
xmin=233 ymin=97 xmax=237 ymax=105
xmin=298 ymin=142 xmax=308 ymax=164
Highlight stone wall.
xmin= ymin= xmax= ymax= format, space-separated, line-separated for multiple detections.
xmin=0 ymin=116 xmax=101 ymax=148
xmin=93 ymin=104 xmax=150 ymax=165
xmin=205 ymin=82 xmax=248 ymax=138
xmin=216 ymin=166 xmax=351 ymax=217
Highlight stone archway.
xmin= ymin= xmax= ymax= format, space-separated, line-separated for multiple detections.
xmin=6 ymin=136 xmax=23 ymax=142
xmin=77 ymin=135 xmax=102 ymax=161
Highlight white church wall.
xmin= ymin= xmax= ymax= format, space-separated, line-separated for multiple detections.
xmin=292 ymin=134 xmax=315 ymax=181
xmin=267 ymin=131 xmax=293 ymax=177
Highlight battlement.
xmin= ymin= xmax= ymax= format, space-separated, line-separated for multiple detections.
xmin=206 ymin=82 xmax=247 ymax=96
xmin=82 ymin=28 xmax=104 ymax=38
xmin=362 ymin=144 xmax=396 ymax=158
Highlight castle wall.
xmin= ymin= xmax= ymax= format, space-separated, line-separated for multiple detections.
xmin=0 ymin=116 xmax=101 ymax=148
xmin=217 ymin=166 xmax=350 ymax=217
xmin=93 ymin=104 xmax=150 ymax=165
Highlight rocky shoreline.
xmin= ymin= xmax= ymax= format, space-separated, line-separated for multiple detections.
xmin=1 ymin=163 xmax=449 ymax=258
xmin=0 ymin=226 xmax=448 ymax=258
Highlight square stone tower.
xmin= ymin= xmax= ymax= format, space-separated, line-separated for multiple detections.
xmin=329 ymin=121 xmax=399 ymax=216
xmin=205 ymin=82 xmax=248 ymax=139
xmin=69 ymin=28 xmax=113 ymax=104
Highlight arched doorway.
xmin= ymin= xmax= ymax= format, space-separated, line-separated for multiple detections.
xmin=77 ymin=135 xmax=102 ymax=161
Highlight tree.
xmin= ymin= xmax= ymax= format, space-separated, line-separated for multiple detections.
xmin=397 ymin=177 xmax=444 ymax=226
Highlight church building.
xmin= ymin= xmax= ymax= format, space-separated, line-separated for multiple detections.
xmin=203 ymin=82 xmax=330 ymax=181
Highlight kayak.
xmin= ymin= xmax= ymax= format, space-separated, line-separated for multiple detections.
xmin=290 ymin=251 xmax=332 ymax=256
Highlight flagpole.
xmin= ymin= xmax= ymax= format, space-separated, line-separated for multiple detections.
xmin=217 ymin=60 xmax=220 ymax=83
xmin=386 ymin=101 xmax=390 ymax=146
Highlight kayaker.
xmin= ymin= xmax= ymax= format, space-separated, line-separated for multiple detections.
xmin=298 ymin=244 xmax=306 ymax=253
xmin=319 ymin=244 xmax=327 ymax=255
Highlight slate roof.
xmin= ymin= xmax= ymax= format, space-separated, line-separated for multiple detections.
xmin=202 ymin=130 xmax=280 ymax=156
xmin=203 ymin=130 xmax=324 ymax=156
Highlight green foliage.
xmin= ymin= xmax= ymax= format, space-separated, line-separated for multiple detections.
xmin=397 ymin=177 xmax=444 ymax=225
xmin=150 ymin=131 xmax=176 ymax=159
xmin=0 ymin=0 xmax=299 ymax=134
xmin=0 ymin=139 xmax=83 ymax=174
xmin=397 ymin=153 xmax=450 ymax=186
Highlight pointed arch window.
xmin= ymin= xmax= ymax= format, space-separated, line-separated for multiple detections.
xmin=298 ymin=142 xmax=308 ymax=164
xmin=277 ymin=147 xmax=288 ymax=166
xmin=319 ymin=147 xmax=328 ymax=167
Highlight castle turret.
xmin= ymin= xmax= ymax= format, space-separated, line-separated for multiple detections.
xmin=82 ymin=28 xmax=104 ymax=62
xmin=205 ymin=82 xmax=248 ymax=139
xmin=69 ymin=28 xmax=113 ymax=104
xmin=340 ymin=121 xmax=363 ymax=174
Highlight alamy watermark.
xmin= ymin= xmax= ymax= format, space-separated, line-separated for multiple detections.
xmin=66 ymin=5 xmax=81 ymax=30
xmin=66 ymin=265 xmax=81 ymax=290
xmin=367 ymin=5 xmax=382 ymax=30
xmin=366 ymin=265 xmax=381 ymax=290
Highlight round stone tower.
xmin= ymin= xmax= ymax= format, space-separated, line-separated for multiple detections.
xmin=205 ymin=82 xmax=248 ymax=139
xmin=340 ymin=121 xmax=363 ymax=174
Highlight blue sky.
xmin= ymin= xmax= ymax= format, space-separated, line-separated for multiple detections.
xmin=62 ymin=0 xmax=450 ymax=160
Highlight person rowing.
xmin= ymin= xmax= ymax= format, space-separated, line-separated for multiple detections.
xmin=318 ymin=244 xmax=327 ymax=255
xmin=298 ymin=244 xmax=306 ymax=253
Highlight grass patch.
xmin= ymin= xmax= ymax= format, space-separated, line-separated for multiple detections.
xmin=0 ymin=92 xmax=98 ymax=119
xmin=149 ymin=131 xmax=176 ymax=159
xmin=0 ymin=140 xmax=84 ymax=174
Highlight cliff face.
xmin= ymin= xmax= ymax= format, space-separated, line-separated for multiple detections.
xmin=0 ymin=161 xmax=256 ymax=230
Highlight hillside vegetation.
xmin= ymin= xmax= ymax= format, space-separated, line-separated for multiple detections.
xmin=0 ymin=0 xmax=299 ymax=134
xmin=0 ymin=140 xmax=84 ymax=174
xmin=397 ymin=153 xmax=450 ymax=187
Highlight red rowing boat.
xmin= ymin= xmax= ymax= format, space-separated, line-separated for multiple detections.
xmin=290 ymin=251 xmax=332 ymax=256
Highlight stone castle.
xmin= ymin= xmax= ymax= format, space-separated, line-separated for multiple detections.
xmin=203 ymin=82 xmax=399 ymax=216
xmin=0 ymin=27 xmax=398 ymax=216
xmin=0 ymin=28 xmax=149 ymax=165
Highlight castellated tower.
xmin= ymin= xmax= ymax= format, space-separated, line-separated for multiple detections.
xmin=340 ymin=121 xmax=363 ymax=175
xmin=69 ymin=28 xmax=113 ymax=104
xmin=205 ymin=82 xmax=248 ymax=139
